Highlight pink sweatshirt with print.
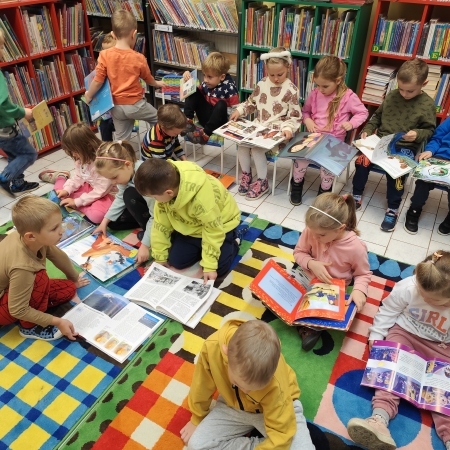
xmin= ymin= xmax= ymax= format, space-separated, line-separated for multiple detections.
xmin=293 ymin=227 xmax=372 ymax=295
xmin=63 ymin=161 xmax=114 ymax=208
xmin=302 ymin=88 xmax=368 ymax=141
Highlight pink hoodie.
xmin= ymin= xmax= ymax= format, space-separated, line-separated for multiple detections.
xmin=293 ymin=227 xmax=372 ymax=296
xmin=302 ymin=88 xmax=368 ymax=141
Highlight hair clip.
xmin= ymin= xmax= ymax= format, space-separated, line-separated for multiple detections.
xmin=342 ymin=194 xmax=348 ymax=200
xmin=116 ymin=140 xmax=122 ymax=145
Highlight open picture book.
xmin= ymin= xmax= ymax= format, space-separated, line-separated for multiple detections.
xmin=18 ymin=100 xmax=54 ymax=138
xmin=413 ymin=158 xmax=450 ymax=187
xmin=278 ymin=132 xmax=359 ymax=176
xmin=84 ymin=69 xmax=114 ymax=121
xmin=249 ymin=259 xmax=347 ymax=326
xmin=361 ymin=341 xmax=450 ymax=417
xmin=213 ymin=118 xmax=285 ymax=150
xmin=180 ymin=69 xmax=197 ymax=100
xmin=125 ymin=263 xmax=221 ymax=328
xmin=62 ymin=287 xmax=164 ymax=363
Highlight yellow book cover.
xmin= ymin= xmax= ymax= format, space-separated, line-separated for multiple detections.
xmin=19 ymin=101 xmax=53 ymax=137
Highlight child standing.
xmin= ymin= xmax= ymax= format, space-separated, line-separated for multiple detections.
xmin=84 ymin=10 xmax=165 ymax=144
xmin=0 ymin=28 xmax=39 ymax=196
xmin=293 ymin=193 xmax=372 ymax=351
xmin=291 ymin=56 xmax=368 ymax=205
xmin=38 ymin=123 xmax=114 ymax=224
xmin=94 ymin=141 xmax=155 ymax=264
xmin=352 ymin=59 xmax=436 ymax=232
xmin=182 ymin=52 xmax=239 ymax=144
xmin=141 ymin=104 xmax=187 ymax=161
xmin=347 ymin=251 xmax=450 ymax=450
xmin=230 ymin=47 xmax=302 ymax=200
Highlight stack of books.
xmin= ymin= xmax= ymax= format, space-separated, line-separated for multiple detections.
xmin=416 ymin=20 xmax=450 ymax=61
xmin=423 ymin=64 xmax=442 ymax=100
xmin=4 ymin=65 xmax=37 ymax=107
xmin=277 ymin=7 xmax=314 ymax=54
xmin=244 ymin=3 xmax=275 ymax=47
xmin=427 ymin=66 xmax=450 ymax=111
xmin=85 ymin=0 xmax=144 ymax=21
xmin=20 ymin=6 xmax=57 ymax=55
xmin=57 ymin=3 xmax=85 ymax=48
xmin=33 ymin=56 xmax=70 ymax=101
xmin=361 ymin=64 xmax=398 ymax=104
xmin=0 ymin=15 xmax=26 ymax=62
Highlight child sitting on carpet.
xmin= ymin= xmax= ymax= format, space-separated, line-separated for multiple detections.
xmin=38 ymin=123 xmax=115 ymax=224
xmin=180 ymin=319 xmax=316 ymax=449
xmin=93 ymin=141 xmax=155 ymax=264
xmin=0 ymin=196 xmax=89 ymax=341
xmin=134 ymin=159 xmax=244 ymax=282
xmin=347 ymin=251 xmax=450 ymax=450
xmin=293 ymin=193 xmax=371 ymax=351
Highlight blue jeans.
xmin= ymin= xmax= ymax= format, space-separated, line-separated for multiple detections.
xmin=0 ymin=133 xmax=37 ymax=183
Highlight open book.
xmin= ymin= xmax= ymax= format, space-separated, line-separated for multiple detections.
xmin=180 ymin=69 xmax=197 ymax=100
xmin=249 ymin=259 xmax=346 ymax=326
xmin=353 ymin=133 xmax=418 ymax=179
xmin=278 ymin=132 xmax=359 ymax=176
xmin=413 ymin=158 xmax=450 ymax=187
xmin=125 ymin=263 xmax=221 ymax=328
xmin=18 ymin=100 xmax=54 ymax=138
xmin=213 ymin=118 xmax=285 ymax=150
xmin=361 ymin=340 xmax=450 ymax=417
xmin=62 ymin=287 xmax=164 ymax=363
xmin=84 ymin=69 xmax=114 ymax=121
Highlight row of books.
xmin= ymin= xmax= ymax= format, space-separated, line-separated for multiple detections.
xmin=21 ymin=6 xmax=57 ymax=55
xmin=149 ymin=0 xmax=239 ymax=33
xmin=277 ymin=7 xmax=314 ymax=54
xmin=361 ymin=63 xmax=398 ymax=105
xmin=423 ymin=65 xmax=450 ymax=110
xmin=290 ymin=59 xmax=308 ymax=101
xmin=66 ymin=52 xmax=95 ymax=92
xmin=416 ymin=20 xmax=450 ymax=61
xmin=244 ymin=3 xmax=275 ymax=48
xmin=85 ymin=0 xmax=144 ymax=21
xmin=0 ymin=15 xmax=27 ymax=62
xmin=57 ymin=3 xmax=85 ymax=48
xmin=152 ymin=30 xmax=215 ymax=68
xmin=90 ymin=28 xmax=146 ymax=54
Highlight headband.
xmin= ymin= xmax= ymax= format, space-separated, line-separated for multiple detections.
xmin=96 ymin=156 xmax=129 ymax=162
xmin=308 ymin=206 xmax=342 ymax=225
xmin=260 ymin=51 xmax=292 ymax=65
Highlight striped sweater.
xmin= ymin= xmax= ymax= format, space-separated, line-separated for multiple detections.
xmin=141 ymin=123 xmax=185 ymax=160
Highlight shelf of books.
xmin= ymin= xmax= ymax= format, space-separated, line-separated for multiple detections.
xmin=239 ymin=0 xmax=372 ymax=101
xmin=360 ymin=0 xmax=450 ymax=121
xmin=0 ymin=0 xmax=95 ymax=154
xmin=86 ymin=0 xmax=144 ymax=22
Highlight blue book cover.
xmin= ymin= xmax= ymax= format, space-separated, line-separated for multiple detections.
xmin=84 ymin=69 xmax=114 ymax=121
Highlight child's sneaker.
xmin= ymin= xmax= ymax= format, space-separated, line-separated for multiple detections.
xmin=19 ymin=324 xmax=63 ymax=341
xmin=180 ymin=119 xmax=196 ymax=137
xmin=438 ymin=213 xmax=450 ymax=236
xmin=380 ymin=209 xmax=398 ymax=232
xmin=290 ymin=178 xmax=304 ymax=206
xmin=38 ymin=170 xmax=71 ymax=184
xmin=238 ymin=170 xmax=252 ymax=195
xmin=404 ymin=207 xmax=421 ymax=234
xmin=347 ymin=417 xmax=396 ymax=450
xmin=246 ymin=178 xmax=269 ymax=200
xmin=354 ymin=198 xmax=362 ymax=211
xmin=186 ymin=129 xmax=209 ymax=145
xmin=10 ymin=180 xmax=39 ymax=194
xmin=297 ymin=326 xmax=322 ymax=351
xmin=235 ymin=225 xmax=249 ymax=244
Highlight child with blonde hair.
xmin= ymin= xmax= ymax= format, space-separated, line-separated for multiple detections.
xmin=291 ymin=56 xmax=368 ymax=205
xmin=38 ymin=123 xmax=114 ymax=224
xmin=348 ymin=251 xmax=450 ymax=450
xmin=230 ymin=47 xmax=302 ymax=199
xmin=293 ymin=193 xmax=372 ymax=351
xmin=93 ymin=140 xmax=155 ymax=264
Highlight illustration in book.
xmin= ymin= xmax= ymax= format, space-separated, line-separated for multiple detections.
xmin=84 ymin=69 xmax=114 ymax=121
xmin=180 ymin=69 xmax=197 ymax=100
xmin=413 ymin=158 xmax=450 ymax=187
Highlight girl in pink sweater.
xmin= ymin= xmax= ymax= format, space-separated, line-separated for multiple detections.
xmin=39 ymin=123 xmax=114 ymax=224
xmin=293 ymin=192 xmax=372 ymax=351
xmin=290 ymin=56 xmax=368 ymax=206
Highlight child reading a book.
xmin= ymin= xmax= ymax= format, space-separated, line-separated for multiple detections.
xmin=404 ymin=116 xmax=450 ymax=235
xmin=84 ymin=10 xmax=165 ymax=145
xmin=38 ymin=123 xmax=115 ymax=224
xmin=180 ymin=319 xmax=315 ymax=449
xmin=93 ymin=141 xmax=155 ymax=264
xmin=0 ymin=196 xmax=89 ymax=341
xmin=0 ymin=28 xmax=40 ymax=197
xmin=352 ymin=58 xmax=436 ymax=232
xmin=293 ymin=193 xmax=371 ymax=351
xmin=290 ymin=56 xmax=368 ymax=206
xmin=347 ymin=251 xmax=450 ymax=450
xmin=134 ymin=159 xmax=244 ymax=282
xmin=182 ymin=52 xmax=239 ymax=145
xmin=229 ymin=47 xmax=302 ymax=199
xmin=141 ymin=104 xmax=187 ymax=161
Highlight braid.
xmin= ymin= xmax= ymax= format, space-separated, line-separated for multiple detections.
xmin=326 ymin=81 xmax=348 ymax=129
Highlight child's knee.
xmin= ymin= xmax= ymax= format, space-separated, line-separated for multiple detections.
xmin=84 ymin=209 xmax=106 ymax=224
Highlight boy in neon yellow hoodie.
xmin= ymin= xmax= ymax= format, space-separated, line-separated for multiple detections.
xmin=180 ymin=319 xmax=315 ymax=450
xmin=134 ymin=159 xmax=244 ymax=282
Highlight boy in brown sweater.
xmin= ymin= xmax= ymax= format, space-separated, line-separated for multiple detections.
xmin=0 ymin=196 xmax=89 ymax=341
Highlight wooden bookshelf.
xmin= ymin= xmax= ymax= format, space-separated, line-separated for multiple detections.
xmin=0 ymin=0 xmax=95 ymax=154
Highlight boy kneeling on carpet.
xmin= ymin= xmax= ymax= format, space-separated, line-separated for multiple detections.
xmin=180 ymin=319 xmax=316 ymax=450
xmin=0 ymin=196 xmax=89 ymax=341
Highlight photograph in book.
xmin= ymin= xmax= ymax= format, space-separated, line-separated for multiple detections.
xmin=84 ymin=69 xmax=114 ymax=121
xmin=413 ymin=158 xmax=450 ymax=187
xmin=61 ymin=287 xmax=164 ymax=363
xmin=180 ymin=69 xmax=197 ymax=100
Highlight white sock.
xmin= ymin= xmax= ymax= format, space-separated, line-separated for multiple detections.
xmin=252 ymin=147 xmax=268 ymax=179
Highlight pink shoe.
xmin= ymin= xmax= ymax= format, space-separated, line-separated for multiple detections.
xmin=347 ymin=417 xmax=396 ymax=450
xmin=238 ymin=170 xmax=252 ymax=195
xmin=38 ymin=170 xmax=71 ymax=184
xmin=246 ymin=178 xmax=269 ymax=200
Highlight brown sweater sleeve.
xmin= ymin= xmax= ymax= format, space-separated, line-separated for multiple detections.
xmin=46 ymin=246 xmax=79 ymax=282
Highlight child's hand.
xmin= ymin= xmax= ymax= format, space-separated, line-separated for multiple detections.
xmin=24 ymin=108 xmax=33 ymax=121
xmin=368 ymin=340 xmax=374 ymax=352
xmin=229 ymin=110 xmax=240 ymax=121
xmin=340 ymin=121 xmax=353 ymax=131
xmin=154 ymin=80 xmax=168 ymax=89
xmin=402 ymin=130 xmax=417 ymax=142
xmin=75 ymin=273 xmax=90 ymax=288
xmin=55 ymin=318 xmax=79 ymax=341
xmin=360 ymin=132 xmax=368 ymax=140
xmin=418 ymin=151 xmax=432 ymax=161
xmin=92 ymin=219 xmax=109 ymax=236
xmin=136 ymin=244 xmax=150 ymax=264
xmin=304 ymin=118 xmax=318 ymax=133
xmin=84 ymin=93 xmax=92 ymax=104
xmin=180 ymin=420 xmax=197 ymax=445
xmin=183 ymin=71 xmax=191 ymax=81
xmin=307 ymin=260 xmax=333 ymax=284
xmin=56 ymin=189 xmax=69 ymax=199
xmin=60 ymin=198 xmax=76 ymax=209
xmin=281 ymin=129 xmax=293 ymax=141
xmin=346 ymin=289 xmax=366 ymax=312
xmin=203 ymin=270 xmax=217 ymax=284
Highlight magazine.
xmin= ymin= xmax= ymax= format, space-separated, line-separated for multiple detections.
xmin=249 ymin=259 xmax=347 ymax=325
xmin=63 ymin=233 xmax=137 ymax=282
xmin=413 ymin=158 xmax=450 ymax=187
xmin=180 ymin=69 xmax=197 ymax=100
xmin=278 ymin=132 xmax=359 ymax=176
xmin=62 ymin=287 xmax=165 ymax=363
xmin=125 ymin=263 xmax=221 ymax=327
xmin=353 ymin=134 xmax=418 ymax=179
xmin=18 ymin=100 xmax=54 ymax=138
xmin=84 ymin=69 xmax=114 ymax=121
xmin=361 ymin=340 xmax=450 ymax=417
xmin=213 ymin=118 xmax=286 ymax=150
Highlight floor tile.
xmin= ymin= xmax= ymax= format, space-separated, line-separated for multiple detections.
xmin=42 ymin=149 xmax=67 ymax=162
xmin=358 ymin=220 xmax=392 ymax=247
xmin=436 ymin=208 xmax=448 ymax=223
xmin=368 ymin=191 xmax=388 ymax=210
xmin=234 ymin=193 xmax=268 ymax=208
xmin=391 ymin=223 xmax=432 ymax=248
xmin=264 ymin=189 xmax=296 ymax=209
xmin=430 ymin=223 xmax=450 ymax=246
xmin=46 ymin=158 xmax=75 ymax=172
xmin=0 ymin=193 xmax=16 ymax=208
xmin=254 ymin=202 xmax=292 ymax=223
xmin=384 ymin=239 xmax=428 ymax=266
xmin=26 ymin=157 xmax=54 ymax=173
xmin=299 ymin=189 xmax=318 ymax=206
xmin=0 ymin=207 xmax=11 ymax=225
xmin=202 ymin=163 xmax=222 ymax=173
xmin=209 ymin=154 xmax=237 ymax=170
xmin=281 ymin=217 xmax=305 ymax=232
xmin=360 ymin=205 xmax=386 ymax=225
xmin=365 ymin=241 xmax=386 ymax=256
xmin=428 ymin=240 xmax=450 ymax=254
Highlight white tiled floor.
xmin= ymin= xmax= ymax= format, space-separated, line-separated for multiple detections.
xmin=2 ymin=133 xmax=449 ymax=266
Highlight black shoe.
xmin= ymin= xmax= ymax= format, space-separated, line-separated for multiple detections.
xmin=137 ymin=230 xmax=144 ymax=241
xmin=438 ymin=213 xmax=450 ymax=236
xmin=180 ymin=120 xmax=196 ymax=137
xmin=0 ymin=180 xmax=13 ymax=197
xmin=354 ymin=198 xmax=362 ymax=211
xmin=317 ymin=185 xmax=333 ymax=196
xmin=298 ymin=326 xmax=322 ymax=352
xmin=290 ymin=178 xmax=304 ymax=206
xmin=404 ymin=207 xmax=421 ymax=234
xmin=10 ymin=180 xmax=39 ymax=194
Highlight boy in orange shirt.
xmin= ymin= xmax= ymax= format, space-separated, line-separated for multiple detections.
xmin=85 ymin=10 xmax=165 ymax=143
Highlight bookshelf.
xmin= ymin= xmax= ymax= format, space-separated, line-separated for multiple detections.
xmin=360 ymin=0 xmax=450 ymax=122
xmin=0 ymin=0 xmax=95 ymax=155
xmin=239 ymin=0 xmax=372 ymax=101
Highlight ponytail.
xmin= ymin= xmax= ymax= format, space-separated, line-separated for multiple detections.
xmin=95 ymin=140 xmax=136 ymax=171
xmin=415 ymin=251 xmax=450 ymax=298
